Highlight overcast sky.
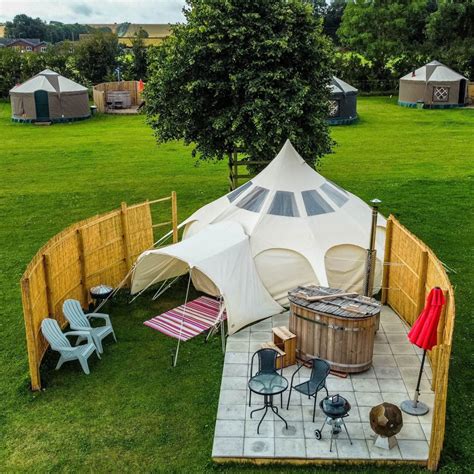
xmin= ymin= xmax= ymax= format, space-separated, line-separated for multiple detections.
xmin=0 ymin=0 xmax=187 ymax=24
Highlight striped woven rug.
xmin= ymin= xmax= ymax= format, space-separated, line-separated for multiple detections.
xmin=144 ymin=296 xmax=226 ymax=341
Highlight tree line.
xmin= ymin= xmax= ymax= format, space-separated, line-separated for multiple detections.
xmin=4 ymin=14 xmax=96 ymax=42
xmin=333 ymin=0 xmax=473 ymax=91
xmin=0 ymin=29 xmax=148 ymax=97
xmin=1 ymin=2 xmax=472 ymax=97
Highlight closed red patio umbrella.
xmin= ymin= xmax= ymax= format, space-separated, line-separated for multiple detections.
xmin=401 ymin=287 xmax=445 ymax=415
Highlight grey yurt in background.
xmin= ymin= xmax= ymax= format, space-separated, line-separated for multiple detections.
xmin=328 ymin=76 xmax=358 ymax=125
xmin=10 ymin=69 xmax=90 ymax=123
xmin=398 ymin=60 xmax=468 ymax=109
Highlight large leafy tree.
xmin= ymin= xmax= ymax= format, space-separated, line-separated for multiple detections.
xmin=75 ymin=31 xmax=120 ymax=85
xmin=338 ymin=0 xmax=436 ymax=80
xmin=426 ymin=1 xmax=474 ymax=78
xmin=5 ymin=14 xmax=48 ymax=40
xmin=5 ymin=15 xmax=91 ymax=42
xmin=323 ymin=0 xmax=347 ymax=43
xmin=130 ymin=28 xmax=149 ymax=80
xmin=0 ymin=49 xmax=22 ymax=97
xmin=146 ymin=0 xmax=334 ymax=168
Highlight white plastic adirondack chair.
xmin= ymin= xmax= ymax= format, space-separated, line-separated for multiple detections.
xmin=63 ymin=299 xmax=117 ymax=354
xmin=41 ymin=318 xmax=100 ymax=375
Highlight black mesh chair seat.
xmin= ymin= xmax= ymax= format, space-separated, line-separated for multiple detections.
xmin=293 ymin=379 xmax=325 ymax=397
xmin=248 ymin=348 xmax=283 ymax=408
xmin=287 ymin=358 xmax=330 ymax=422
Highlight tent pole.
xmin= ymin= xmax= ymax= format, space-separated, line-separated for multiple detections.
xmin=221 ymin=317 xmax=226 ymax=354
xmin=152 ymin=275 xmax=180 ymax=300
xmin=173 ymin=270 xmax=192 ymax=367
xmin=206 ymin=302 xmax=224 ymax=342
xmin=220 ymin=303 xmax=226 ymax=354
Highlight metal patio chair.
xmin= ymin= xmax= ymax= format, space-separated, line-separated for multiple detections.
xmin=287 ymin=358 xmax=330 ymax=422
xmin=248 ymin=348 xmax=283 ymax=408
xmin=41 ymin=318 xmax=100 ymax=375
xmin=63 ymin=299 xmax=116 ymax=354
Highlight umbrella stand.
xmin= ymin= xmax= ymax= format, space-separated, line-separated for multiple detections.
xmin=400 ymin=349 xmax=429 ymax=416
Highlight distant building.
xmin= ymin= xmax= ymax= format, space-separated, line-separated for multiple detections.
xmin=83 ymin=23 xmax=173 ymax=46
xmin=0 ymin=38 xmax=49 ymax=53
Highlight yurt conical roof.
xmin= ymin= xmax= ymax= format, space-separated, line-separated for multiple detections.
xmin=330 ymin=76 xmax=358 ymax=95
xmin=183 ymin=140 xmax=385 ymax=302
xmin=10 ymin=69 xmax=87 ymax=94
xmin=400 ymin=60 xmax=467 ymax=83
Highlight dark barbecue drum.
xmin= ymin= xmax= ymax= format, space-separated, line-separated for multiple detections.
xmin=288 ymin=286 xmax=381 ymax=374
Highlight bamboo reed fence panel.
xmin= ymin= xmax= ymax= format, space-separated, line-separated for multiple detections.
xmin=93 ymin=81 xmax=141 ymax=113
xmin=381 ymin=215 xmax=455 ymax=471
xmin=21 ymin=193 xmax=177 ymax=391
xmin=92 ymin=88 xmax=105 ymax=113
xmin=468 ymin=83 xmax=474 ymax=103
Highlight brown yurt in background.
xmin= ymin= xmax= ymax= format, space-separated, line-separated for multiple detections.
xmin=398 ymin=60 xmax=469 ymax=109
xmin=9 ymin=69 xmax=91 ymax=123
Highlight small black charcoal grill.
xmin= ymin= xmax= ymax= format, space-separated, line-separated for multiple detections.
xmin=90 ymin=285 xmax=113 ymax=308
xmin=315 ymin=394 xmax=353 ymax=452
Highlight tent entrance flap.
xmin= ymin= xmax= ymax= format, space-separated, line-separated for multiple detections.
xmin=34 ymin=90 xmax=49 ymax=120
xmin=131 ymin=222 xmax=283 ymax=334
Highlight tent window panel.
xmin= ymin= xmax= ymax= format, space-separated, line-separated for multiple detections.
xmin=329 ymin=100 xmax=340 ymax=117
xmin=326 ymin=178 xmax=348 ymax=195
xmin=433 ymin=86 xmax=449 ymax=102
xmin=227 ymin=180 xmax=252 ymax=202
xmin=302 ymin=190 xmax=334 ymax=216
xmin=268 ymin=191 xmax=300 ymax=217
xmin=320 ymin=182 xmax=349 ymax=207
xmin=236 ymin=186 xmax=269 ymax=213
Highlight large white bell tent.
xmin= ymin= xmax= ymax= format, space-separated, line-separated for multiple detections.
xmin=131 ymin=140 xmax=386 ymax=334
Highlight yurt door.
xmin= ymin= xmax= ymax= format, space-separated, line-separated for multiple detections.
xmin=34 ymin=90 xmax=50 ymax=121
xmin=458 ymin=79 xmax=467 ymax=105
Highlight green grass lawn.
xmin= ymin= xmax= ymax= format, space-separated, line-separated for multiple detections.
xmin=0 ymin=98 xmax=472 ymax=472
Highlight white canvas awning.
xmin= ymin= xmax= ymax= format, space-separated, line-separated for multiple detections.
xmin=131 ymin=221 xmax=283 ymax=334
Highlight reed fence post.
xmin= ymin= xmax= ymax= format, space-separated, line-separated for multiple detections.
xmin=431 ymin=290 xmax=449 ymax=392
xmin=21 ymin=277 xmax=41 ymax=391
xmin=120 ymin=202 xmax=132 ymax=273
xmin=42 ymin=252 xmax=54 ymax=316
xmin=427 ymin=343 xmax=449 ymax=471
xmin=171 ymin=191 xmax=178 ymax=243
xmin=77 ymin=227 xmax=89 ymax=305
xmin=381 ymin=217 xmax=393 ymax=304
xmin=416 ymin=250 xmax=429 ymax=315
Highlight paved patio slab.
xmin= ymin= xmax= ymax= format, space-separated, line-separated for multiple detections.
xmin=212 ymin=306 xmax=432 ymax=464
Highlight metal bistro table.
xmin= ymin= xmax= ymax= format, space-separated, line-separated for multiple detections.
xmin=248 ymin=373 xmax=288 ymax=434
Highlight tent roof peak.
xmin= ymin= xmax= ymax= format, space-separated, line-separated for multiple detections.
xmin=252 ymin=140 xmax=327 ymax=191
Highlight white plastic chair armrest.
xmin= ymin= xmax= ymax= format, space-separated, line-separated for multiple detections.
xmin=87 ymin=313 xmax=111 ymax=325
xmin=65 ymin=331 xmax=94 ymax=345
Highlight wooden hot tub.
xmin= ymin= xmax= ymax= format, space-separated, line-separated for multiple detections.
xmin=288 ymin=286 xmax=381 ymax=374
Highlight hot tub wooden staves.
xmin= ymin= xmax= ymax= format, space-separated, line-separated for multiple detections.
xmin=288 ymin=286 xmax=381 ymax=374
